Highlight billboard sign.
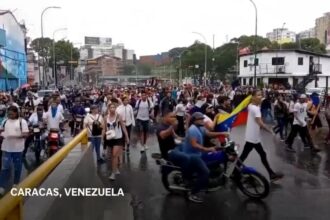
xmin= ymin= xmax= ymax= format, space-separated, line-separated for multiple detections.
xmin=85 ymin=37 xmax=100 ymax=45
xmin=84 ymin=36 xmax=112 ymax=46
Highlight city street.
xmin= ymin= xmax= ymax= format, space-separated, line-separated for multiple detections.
xmin=94 ymin=126 xmax=330 ymax=220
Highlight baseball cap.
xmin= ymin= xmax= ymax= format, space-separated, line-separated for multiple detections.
xmin=299 ymin=94 xmax=307 ymax=99
xmin=191 ymin=112 xmax=205 ymax=122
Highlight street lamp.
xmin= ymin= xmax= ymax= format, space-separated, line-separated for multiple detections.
xmin=71 ymin=42 xmax=82 ymax=81
xmin=279 ymin=22 xmax=286 ymax=50
xmin=53 ymin=28 xmax=67 ymax=88
xmin=192 ymin=32 xmax=207 ymax=87
xmin=248 ymin=0 xmax=258 ymax=87
xmin=40 ymin=6 xmax=61 ymax=88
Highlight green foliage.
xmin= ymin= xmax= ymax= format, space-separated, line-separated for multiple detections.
xmin=137 ymin=63 xmax=152 ymax=75
xmin=49 ymin=40 xmax=80 ymax=67
xmin=300 ymin=38 xmax=326 ymax=54
xmin=30 ymin=37 xmax=53 ymax=58
xmin=123 ymin=64 xmax=135 ymax=75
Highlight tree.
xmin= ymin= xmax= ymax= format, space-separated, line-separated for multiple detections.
xmin=136 ymin=63 xmax=151 ymax=75
xmin=30 ymin=37 xmax=53 ymax=58
xmin=49 ymin=40 xmax=80 ymax=67
xmin=300 ymin=38 xmax=326 ymax=54
xmin=123 ymin=64 xmax=135 ymax=75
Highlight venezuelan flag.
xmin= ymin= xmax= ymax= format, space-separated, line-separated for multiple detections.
xmin=215 ymin=95 xmax=252 ymax=132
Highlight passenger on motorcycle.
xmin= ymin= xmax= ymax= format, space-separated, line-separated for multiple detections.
xmin=43 ymin=100 xmax=65 ymax=145
xmin=182 ymin=112 xmax=228 ymax=203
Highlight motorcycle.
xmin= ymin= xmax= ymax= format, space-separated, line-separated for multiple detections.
xmin=152 ymin=139 xmax=270 ymax=199
xmin=30 ymin=123 xmax=46 ymax=162
xmin=73 ymin=115 xmax=84 ymax=136
xmin=46 ymin=128 xmax=60 ymax=157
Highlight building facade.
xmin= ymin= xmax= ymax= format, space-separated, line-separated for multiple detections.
xmin=84 ymin=55 xmax=123 ymax=85
xmin=315 ymin=12 xmax=330 ymax=46
xmin=297 ymin=28 xmax=316 ymax=40
xmin=266 ymin=28 xmax=296 ymax=43
xmin=0 ymin=10 xmax=27 ymax=90
xmin=239 ymin=49 xmax=330 ymax=90
xmin=139 ymin=52 xmax=171 ymax=66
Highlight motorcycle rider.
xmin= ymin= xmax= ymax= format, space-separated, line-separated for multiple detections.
xmin=182 ymin=112 xmax=229 ymax=203
xmin=69 ymin=98 xmax=86 ymax=136
xmin=43 ymin=99 xmax=65 ymax=145
xmin=27 ymin=105 xmax=47 ymax=163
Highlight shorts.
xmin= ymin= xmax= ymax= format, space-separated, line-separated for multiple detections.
xmin=104 ymin=138 xmax=124 ymax=148
xmin=136 ymin=119 xmax=149 ymax=133
xmin=310 ymin=115 xmax=322 ymax=130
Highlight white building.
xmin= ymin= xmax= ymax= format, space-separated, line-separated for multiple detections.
xmin=297 ymin=28 xmax=316 ymax=39
xmin=266 ymin=28 xmax=296 ymax=43
xmin=239 ymin=49 xmax=330 ymax=90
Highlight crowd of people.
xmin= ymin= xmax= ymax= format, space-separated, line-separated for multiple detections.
xmin=0 ymin=83 xmax=329 ymax=203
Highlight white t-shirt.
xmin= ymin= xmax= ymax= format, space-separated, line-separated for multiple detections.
xmin=116 ymin=104 xmax=135 ymax=126
xmin=176 ymin=104 xmax=186 ymax=117
xmin=293 ymin=102 xmax=307 ymax=127
xmin=245 ymin=104 xmax=261 ymax=144
xmin=43 ymin=110 xmax=64 ymax=130
xmin=1 ymin=118 xmax=29 ymax=152
xmin=29 ymin=112 xmax=47 ymax=126
xmin=136 ymin=100 xmax=153 ymax=121
xmin=84 ymin=113 xmax=103 ymax=137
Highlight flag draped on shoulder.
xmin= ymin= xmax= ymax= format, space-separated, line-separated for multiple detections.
xmin=215 ymin=95 xmax=251 ymax=132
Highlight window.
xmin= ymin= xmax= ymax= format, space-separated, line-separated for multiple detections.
xmin=298 ymin=57 xmax=303 ymax=65
xmin=272 ymin=57 xmax=285 ymax=65
xmin=244 ymin=60 xmax=248 ymax=67
xmin=243 ymin=78 xmax=246 ymax=85
xmin=255 ymin=58 xmax=259 ymax=66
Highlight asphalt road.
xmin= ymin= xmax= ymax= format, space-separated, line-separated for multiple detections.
xmin=94 ymin=125 xmax=330 ymax=220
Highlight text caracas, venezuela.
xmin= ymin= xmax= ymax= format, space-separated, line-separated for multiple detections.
xmin=11 ymin=188 xmax=60 ymax=197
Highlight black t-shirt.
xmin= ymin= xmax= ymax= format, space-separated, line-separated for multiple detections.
xmin=156 ymin=123 xmax=175 ymax=160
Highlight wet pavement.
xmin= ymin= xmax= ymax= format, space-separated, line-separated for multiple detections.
xmin=95 ymin=126 xmax=330 ymax=220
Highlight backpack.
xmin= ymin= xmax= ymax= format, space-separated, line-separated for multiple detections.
xmin=90 ymin=115 xmax=102 ymax=136
xmin=135 ymin=99 xmax=151 ymax=116
xmin=2 ymin=118 xmax=23 ymax=133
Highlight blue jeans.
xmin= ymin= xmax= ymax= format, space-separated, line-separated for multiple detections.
xmin=274 ymin=117 xmax=286 ymax=139
xmin=168 ymin=149 xmax=190 ymax=179
xmin=0 ymin=151 xmax=23 ymax=187
xmin=189 ymin=155 xmax=210 ymax=194
xmin=90 ymin=137 xmax=102 ymax=160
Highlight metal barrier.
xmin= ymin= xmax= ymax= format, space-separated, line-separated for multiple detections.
xmin=0 ymin=128 xmax=89 ymax=220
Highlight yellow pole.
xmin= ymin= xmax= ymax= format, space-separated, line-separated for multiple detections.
xmin=0 ymin=129 xmax=88 ymax=220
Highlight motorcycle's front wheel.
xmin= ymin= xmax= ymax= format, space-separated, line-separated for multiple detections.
xmin=236 ymin=172 xmax=269 ymax=199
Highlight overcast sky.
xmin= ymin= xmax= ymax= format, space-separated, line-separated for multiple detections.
xmin=2 ymin=0 xmax=329 ymax=56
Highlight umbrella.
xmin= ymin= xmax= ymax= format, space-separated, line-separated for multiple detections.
xmin=21 ymin=83 xmax=30 ymax=89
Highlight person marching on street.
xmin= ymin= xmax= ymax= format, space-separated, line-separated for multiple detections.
xmin=239 ymin=90 xmax=284 ymax=182
xmin=116 ymin=96 xmax=135 ymax=154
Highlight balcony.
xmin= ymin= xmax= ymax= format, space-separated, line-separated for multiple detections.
xmin=310 ymin=63 xmax=322 ymax=74
xmin=252 ymin=64 xmax=287 ymax=74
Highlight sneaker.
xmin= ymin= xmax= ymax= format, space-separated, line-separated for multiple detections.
xmin=115 ymin=169 xmax=120 ymax=175
xmin=109 ymin=173 xmax=116 ymax=180
xmin=140 ymin=145 xmax=145 ymax=153
xmin=0 ymin=187 xmax=5 ymax=196
xmin=280 ymin=139 xmax=285 ymax=142
xmin=285 ymin=146 xmax=296 ymax=152
xmin=188 ymin=192 xmax=204 ymax=203
xmin=270 ymin=172 xmax=284 ymax=182
xmin=144 ymin=145 xmax=149 ymax=150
